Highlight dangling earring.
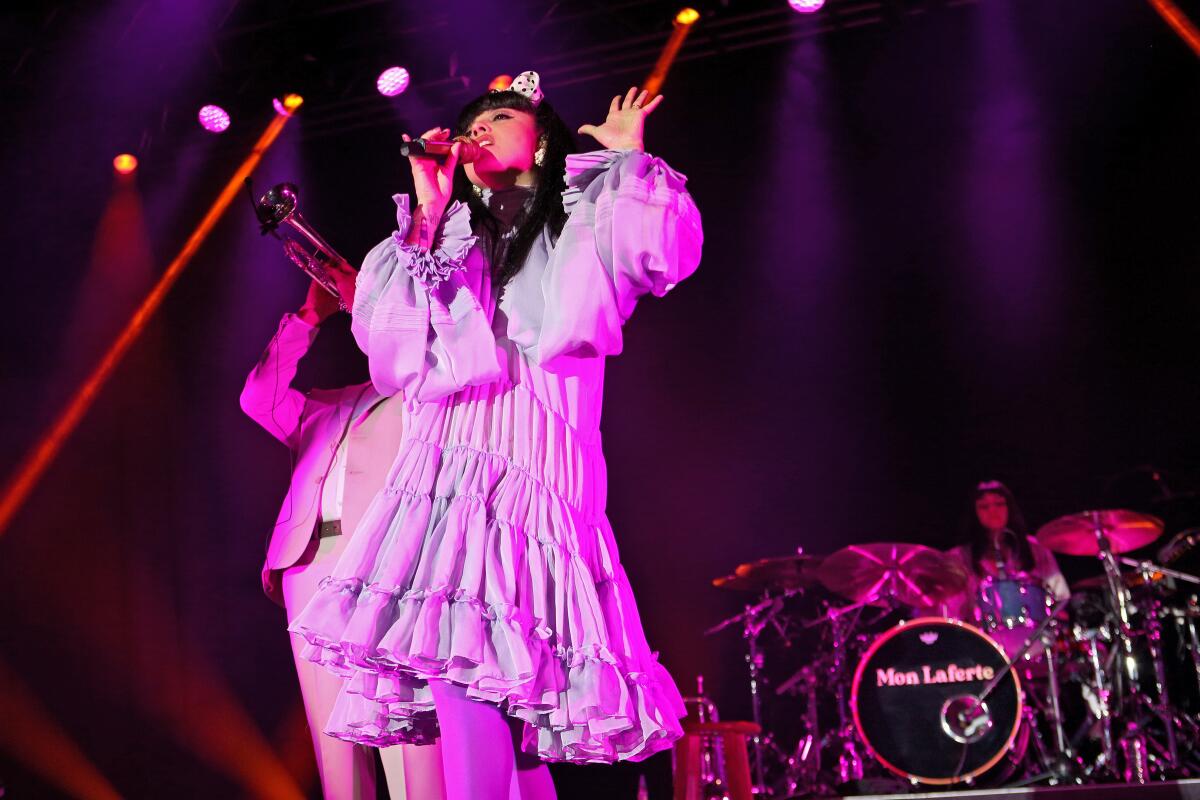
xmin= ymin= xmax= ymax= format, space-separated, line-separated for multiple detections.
xmin=534 ymin=136 xmax=548 ymax=167
xmin=472 ymin=184 xmax=483 ymax=198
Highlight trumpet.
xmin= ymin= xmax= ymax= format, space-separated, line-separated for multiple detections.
xmin=254 ymin=182 xmax=350 ymax=309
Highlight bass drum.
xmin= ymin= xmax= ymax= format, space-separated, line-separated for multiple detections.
xmin=851 ymin=617 xmax=1023 ymax=785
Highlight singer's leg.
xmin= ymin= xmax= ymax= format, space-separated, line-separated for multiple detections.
xmin=512 ymin=744 xmax=556 ymax=800
xmin=430 ymin=680 xmax=524 ymax=800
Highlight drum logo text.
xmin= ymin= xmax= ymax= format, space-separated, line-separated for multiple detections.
xmin=876 ymin=663 xmax=995 ymax=687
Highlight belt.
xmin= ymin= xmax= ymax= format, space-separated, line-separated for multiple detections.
xmin=317 ymin=520 xmax=343 ymax=538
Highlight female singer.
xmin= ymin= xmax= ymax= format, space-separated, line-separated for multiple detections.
xmin=288 ymin=72 xmax=702 ymax=798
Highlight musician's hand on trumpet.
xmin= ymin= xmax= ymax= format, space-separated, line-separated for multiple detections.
xmin=298 ymin=260 xmax=357 ymax=326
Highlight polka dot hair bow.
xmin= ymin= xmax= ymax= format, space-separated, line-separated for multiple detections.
xmin=504 ymin=71 xmax=544 ymax=107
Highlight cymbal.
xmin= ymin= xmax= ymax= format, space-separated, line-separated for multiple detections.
xmin=1071 ymin=571 xmax=1164 ymax=592
xmin=817 ymin=542 xmax=969 ymax=609
xmin=1036 ymin=510 xmax=1164 ymax=556
xmin=712 ymin=554 xmax=822 ymax=593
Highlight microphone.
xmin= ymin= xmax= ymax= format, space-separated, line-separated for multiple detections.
xmin=400 ymin=136 xmax=484 ymax=164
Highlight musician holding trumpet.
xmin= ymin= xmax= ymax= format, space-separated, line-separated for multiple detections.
xmin=241 ymin=266 xmax=447 ymax=799
xmin=276 ymin=71 xmax=703 ymax=799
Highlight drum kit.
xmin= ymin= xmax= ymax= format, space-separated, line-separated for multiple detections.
xmin=696 ymin=509 xmax=1200 ymax=797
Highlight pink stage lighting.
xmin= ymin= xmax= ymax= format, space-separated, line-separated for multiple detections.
xmin=377 ymin=67 xmax=411 ymax=97
xmin=788 ymin=0 xmax=825 ymax=12
xmin=197 ymin=105 xmax=231 ymax=133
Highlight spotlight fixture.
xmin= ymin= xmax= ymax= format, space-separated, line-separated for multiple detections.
xmin=273 ymin=93 xmax=304 ymax=116
xmin=488 ymin=74 xmax=514 ymax=91
xmin=113 ymin=154 xmax=138 ymax=174
xmin=197 ymin=104 xmax=231 ymax=133
xmin=675 ymin=7 xmax=700 ymax=25
xmin=376 ymin=66 xmax=411 ymax=97
xmin=788 ymin=0 xmax=825 ymax=12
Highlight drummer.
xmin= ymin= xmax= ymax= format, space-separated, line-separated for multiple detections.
xmin=943 ymin=480 xmax=1069 ymax=665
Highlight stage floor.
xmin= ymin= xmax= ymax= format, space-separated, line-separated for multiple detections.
xmin=827 ymin=779 xmax=1200 ymax=799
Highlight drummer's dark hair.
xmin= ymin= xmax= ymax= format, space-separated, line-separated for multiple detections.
xmin=967 ymin=480 xmax=1035 ymax=573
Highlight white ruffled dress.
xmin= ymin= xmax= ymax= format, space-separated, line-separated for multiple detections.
xmin=288 ymin=149 xmax=704 ymax=763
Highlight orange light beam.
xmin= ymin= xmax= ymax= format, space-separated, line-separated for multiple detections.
xmin=643 ymin=13 xmax=699 ymax=98
xmin=0 ymin=107 xmax=298 ymax=537
xmin=1148 ymin=0 xmax=1200 ymax=56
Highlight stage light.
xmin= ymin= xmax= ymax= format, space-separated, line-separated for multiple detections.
xmin=198 ymin=104 xmax=231 ymax=133
xmin=788 ymin=0 xmax=825 ymax=12
xmin=377 ymin=66 xmax=411 ymax=96
xmin=113 ymin=154 xmax=138 ymax=174
xmin=675 ymin=7 xmax=700 ymax=25
xmin=489 ymin=74 xmax=514 ymax=91
xmin=273 ymin=93 xmax=304 ymax=116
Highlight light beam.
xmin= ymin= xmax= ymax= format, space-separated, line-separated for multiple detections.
xmin=0 ymin=102 xmax=300 ymax=536
xmin=643 ymin=9 xmax=700 ymax=97
xmin=1148 ymin=0 xmax=1200 ymax=56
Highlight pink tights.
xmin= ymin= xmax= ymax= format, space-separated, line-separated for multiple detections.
xmin=428 ymin=680 xmax=557 ymax=800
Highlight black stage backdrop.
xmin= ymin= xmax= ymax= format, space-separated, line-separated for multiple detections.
xmin=1 ymin=0 xmax=1199 ymax=797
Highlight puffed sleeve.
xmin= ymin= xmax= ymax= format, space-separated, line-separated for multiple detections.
xmin=351 ymin=195 xmax=503 ymax=403
xmin=533 ymin=149 xmax=703 ymax=369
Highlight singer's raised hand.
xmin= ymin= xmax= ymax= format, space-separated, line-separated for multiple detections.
xmin=403 ymin=126 xmax=460 ymax=218
xmin=577 ymin=88 xmax=663 ymax=152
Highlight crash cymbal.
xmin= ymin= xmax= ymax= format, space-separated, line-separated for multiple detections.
xmin=817 ymin=542 xmax=968 ymax=609
xmin=1036 ymin=510 xmax=1164 ymax=556
xmin=712 ymin=554 xmax=822 ymax=593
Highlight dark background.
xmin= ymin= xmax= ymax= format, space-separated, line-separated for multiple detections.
xmin=2 ymin=0 xmax=1199 ymax=797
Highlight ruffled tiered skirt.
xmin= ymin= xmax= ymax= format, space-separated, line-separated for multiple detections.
xmin=288 ymin=375 xmax=685 ymax=762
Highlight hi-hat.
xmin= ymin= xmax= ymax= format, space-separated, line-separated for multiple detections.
xmin=712 ymin=554 xmax=822 ymax=593
xmin=817 ymin=542 xmax=968 ymax=609
xmin=1036 ymin=510 xmax=1163 ymax=556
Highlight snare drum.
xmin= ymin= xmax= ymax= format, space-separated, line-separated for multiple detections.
xmin=851 ymin=617 xmax=1023 ymax=785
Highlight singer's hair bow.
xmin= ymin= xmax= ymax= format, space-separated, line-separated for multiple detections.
xmin=497 ymin=71 xmax=544 ymax=107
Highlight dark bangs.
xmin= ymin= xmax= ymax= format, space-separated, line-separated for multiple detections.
xmin=454 ymin=91 xmax=538 ymax=137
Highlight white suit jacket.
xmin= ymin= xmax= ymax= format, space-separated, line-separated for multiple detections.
xmin=240 ymin=313 xmax=405 ymax=605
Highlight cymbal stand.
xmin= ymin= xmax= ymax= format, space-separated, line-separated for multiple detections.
xmin=1121 ymin=558 xmax=1200 ymax=767
xmin=1186 ymin=596 xmax=1200 ymax=716
xmin=776 ymin=663 xmax=821 ymax=797
xmin=705 ymin=591 xmax=796 ymax=795
xmin=1079 ymin=621 xmax=1119 ymax=778
xmin=1089 ymin=514 xmax=1177 ymax=776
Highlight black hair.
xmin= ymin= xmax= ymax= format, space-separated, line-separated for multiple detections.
xmin=452 ymin=91 xmax=577 ymax=288
xmin=967 ymin=480 xmax=1035 ymax=574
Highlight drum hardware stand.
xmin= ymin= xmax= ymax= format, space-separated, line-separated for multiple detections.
xmin=706 ymin=589 xmax=799 ymax=796
xmin=944 ymin=601 xmax=1070 ymax=783
xmin=1081 ymin=511 xmax=1184 ymax=778
xmin=778 ymin=664 xmax=820 ymax=796
xmin=1016 ymin=618 xmax=1081 ymax=785
xmin=1123 ymin=558 xmax=1200 ymax=774
xmin=776 ymin=600 xmax=872 ymax=797
xmin=825 ymin=606 xmax=865 ymax=789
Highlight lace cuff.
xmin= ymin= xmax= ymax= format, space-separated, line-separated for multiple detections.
xmin=390 ymin=194 xmax=477 ymax=289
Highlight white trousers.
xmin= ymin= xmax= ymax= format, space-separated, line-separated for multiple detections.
xmin=282 ymin=531 xmax=446 ymax=799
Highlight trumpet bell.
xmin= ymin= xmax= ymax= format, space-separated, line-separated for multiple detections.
xmin=254 ymin=182 xmax=350 ymax=310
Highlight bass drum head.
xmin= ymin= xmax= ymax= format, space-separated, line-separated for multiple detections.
xmin=851 ymin=617 xmax=1022 ymax=785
